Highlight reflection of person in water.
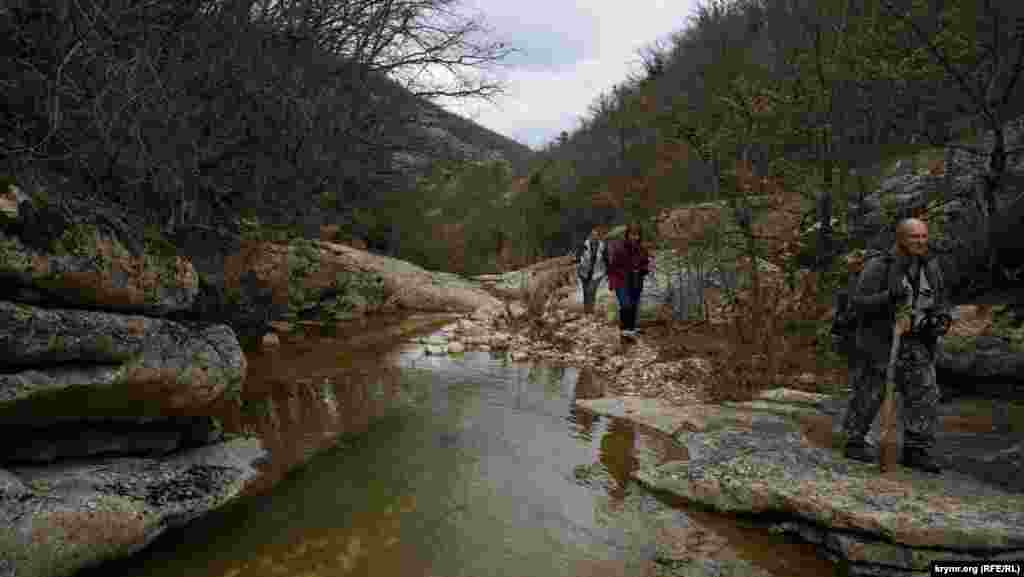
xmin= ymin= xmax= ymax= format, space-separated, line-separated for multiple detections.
xmin=599 ymin=418 xmax=638 ymax=500
xmin=570 ymin=367 xmax=602 ymax=440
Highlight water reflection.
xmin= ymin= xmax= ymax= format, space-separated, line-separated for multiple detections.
xmin=206 ymin=317 xmax=450 ymax=495
xmin=82 ymin=324 xmax=838 ymax=577
xmin=567 ymin=366 xmax=603 ymax=443
xmin=600 ymin=419 xmax=639 ymax=500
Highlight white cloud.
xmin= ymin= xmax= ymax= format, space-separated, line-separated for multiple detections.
xmin=437 ymin=0 xmax=700 ymax=150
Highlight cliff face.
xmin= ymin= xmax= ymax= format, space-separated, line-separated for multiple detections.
xmin=0 ymin=185 xmax=264 ymax=577
xmin=847 ymin=116 xmax=1024 ymax=305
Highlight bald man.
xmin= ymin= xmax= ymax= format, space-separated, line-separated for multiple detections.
xmin=842 ymin=218 xmax=951 ymax=473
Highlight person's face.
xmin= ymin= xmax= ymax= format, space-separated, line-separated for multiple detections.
xmin=627 ymin=230 xmax=640 ymax=242
xmin=899 ymin=221 xmax=929 ymax=257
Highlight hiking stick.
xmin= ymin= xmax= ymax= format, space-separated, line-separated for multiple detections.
xmin=880 ymin=305 xmax=911 ymax=473
xmin=879 ymin=325 xmax=900 ymax=473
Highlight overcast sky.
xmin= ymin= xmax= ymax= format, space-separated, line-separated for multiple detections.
xmin=437 ymin=0 xmax=701 ymax=150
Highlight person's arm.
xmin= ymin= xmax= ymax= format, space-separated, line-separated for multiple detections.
xmin=933 ymin=259 xmax=952 ymax=313
xmin=638 ymin=247 xmax=651 ymax=275
xmin=852 ymin=257 xmax=900 ymax=313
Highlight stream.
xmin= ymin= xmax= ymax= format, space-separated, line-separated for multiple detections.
xmin=81 ymin=316 xmax=838 ymax=577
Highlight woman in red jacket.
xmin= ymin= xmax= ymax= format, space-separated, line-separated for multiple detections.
xmin=606 ymin=223 xmax=650 ymax=339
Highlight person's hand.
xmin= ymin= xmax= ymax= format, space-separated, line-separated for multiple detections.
xmin=894 ymin=303 xmax=913 ymax=335
xmin=889 ymin=284 xmax=909 ymax=303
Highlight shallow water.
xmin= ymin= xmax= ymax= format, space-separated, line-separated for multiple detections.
xmin=83 ymin=322 xmax=837 ymax=577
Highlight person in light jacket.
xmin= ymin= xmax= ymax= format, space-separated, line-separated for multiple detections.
xmin=575 ymin=226 xmax=607 ymax=315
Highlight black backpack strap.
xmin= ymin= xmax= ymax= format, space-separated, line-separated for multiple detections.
xmin=923 ymin=257 xmax=943 ymax=301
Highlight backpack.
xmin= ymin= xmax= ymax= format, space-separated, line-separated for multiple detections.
xmin=829 ymin=250 xmax=889 ymax=352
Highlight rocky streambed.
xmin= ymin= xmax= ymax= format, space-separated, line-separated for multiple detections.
xmin=0 ymin=178 xmax=511 ymax=576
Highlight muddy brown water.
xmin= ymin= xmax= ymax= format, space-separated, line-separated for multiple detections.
xmin=82 ymin=315 xmax=837 ymax=577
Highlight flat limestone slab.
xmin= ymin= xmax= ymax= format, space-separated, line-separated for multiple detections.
xmin=636 ymin=428 xmax=1024 ymax=573
xmin=638 ymin=431 xmax=1024 ymax=549
xmin=580 ymin=392 xmax=1024 ymax=575
xmin=756 ymin=388 xmax=832 ymax=406
xmin=574 ymin=397 xmax=799 ymax=438
xmin=722 ymin=399 xmax=821 ymax=420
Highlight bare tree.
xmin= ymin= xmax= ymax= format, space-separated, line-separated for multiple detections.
xmin=1 ymin=0 xmax=516 ymax=232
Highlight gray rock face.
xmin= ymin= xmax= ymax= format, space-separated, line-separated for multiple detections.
xmin=0 ymin=184 xmax=256 ymax=577
xmin=0 ymin=417 xmax=223 ymax=464
xmin=0 ymin=301 xmax=245 ymax=411
xmin=846 ymin=117 xmax=1024 ymax=305
xmin=0 ymin=437 xmax=265 ymax=577
xmin=937 ymin=337 xmax=1024 ymax=399
xmin=579 ymin=390 xmax=1024 ymax=577
xmin=0 ymin=300 xmax=160 ymax=367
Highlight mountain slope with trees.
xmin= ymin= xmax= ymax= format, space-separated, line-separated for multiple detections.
xmin=0 ymin=0 xmax=531 ymax=245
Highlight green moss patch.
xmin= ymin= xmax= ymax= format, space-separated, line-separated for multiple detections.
xmin=50 ymin=222 xmax=99 ymax=258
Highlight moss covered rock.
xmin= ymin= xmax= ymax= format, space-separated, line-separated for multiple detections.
xmin=0 ymin=301 xmax=245 ymax=412
xmin=0 ymin=191 xmax=197 ymax=316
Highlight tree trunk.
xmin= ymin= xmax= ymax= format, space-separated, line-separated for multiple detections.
xmin=748 ymin=229 xmax=760 ymax=346
xmin=815 ymin=187 xmax=833 ymax=268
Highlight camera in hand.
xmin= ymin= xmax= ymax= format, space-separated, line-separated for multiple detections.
xmin=912 ymin=306 xmax=952 ymax=340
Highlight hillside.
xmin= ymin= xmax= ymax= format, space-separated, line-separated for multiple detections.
xmin=418 ymin=98 xmax=535 ymax=174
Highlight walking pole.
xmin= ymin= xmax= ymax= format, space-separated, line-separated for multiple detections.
xmin=880 ymin=305 xmax=910 ymax=473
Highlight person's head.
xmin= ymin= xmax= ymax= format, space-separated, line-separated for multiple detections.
xmin=895 ymin=218 xmax=929 ymax=257
xmin=625 ymin=223 xmax=642 ymax=243
xmin=590 ymin=225 xmax=608 ymax=240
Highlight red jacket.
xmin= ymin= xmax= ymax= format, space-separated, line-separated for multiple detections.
xmin=606 ymin=239 xmax=650 ymax=290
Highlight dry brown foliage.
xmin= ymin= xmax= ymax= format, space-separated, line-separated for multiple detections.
xmin=698 ymin=267 xmax=839 ymax=402
xmin=653 ymin=180 xmax=838 ymax=402
xmin=522 ymin=261 xmax=576 ymax=324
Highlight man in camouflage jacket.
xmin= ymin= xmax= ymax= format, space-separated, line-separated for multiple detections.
xmin=843 ymin=218 xmax=951 ymax=473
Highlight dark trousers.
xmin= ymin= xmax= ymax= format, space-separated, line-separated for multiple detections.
xmin=580 ymin=275 xmax=600 ymax=314
xmin=842 ymin=338 xmax=940 ymax=450
xmin=614 ymin=273 xmax=645 ymax=330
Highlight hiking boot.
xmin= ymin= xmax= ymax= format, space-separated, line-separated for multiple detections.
xmin=902 ymin=447 xmax=942 ymax=474
xmin=844 ymin=441 xmax=874 ymax=463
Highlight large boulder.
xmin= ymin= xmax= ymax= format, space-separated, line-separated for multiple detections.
xmin=169 ymin=228 xmax=395 ymax=338
xmin=0 ymin=437 xmax=264 ymax=577
xmin=0 ymin=188 xmax=197 ymax=316
xmin=170 ymin=230 xmax=500 ymax=338
xmin=0 ymin=301 xmax=245 ymax=411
